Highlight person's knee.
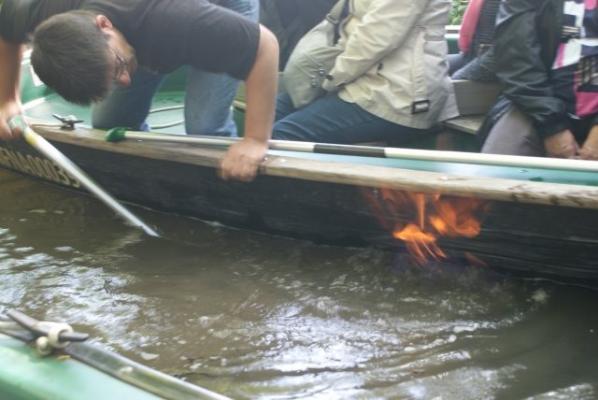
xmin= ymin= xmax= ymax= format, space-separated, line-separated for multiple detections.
xmin=272 ymin=117 xmax=314 ymax=141
xmin=448 ymin=53 xmax=467 ymax=75
xmin=185 ymin=110 xmax=237 ymax=136
xmin=275 ymin=93 xmax=296 ymax=121
xmin=91 ymin=106 xmax=149 ymax=131
xmin=91 ymin=108 xmax=116 ymax=130
xmin=481 ymin=109 xmax=543 ymax=156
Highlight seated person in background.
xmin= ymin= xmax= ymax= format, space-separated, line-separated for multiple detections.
xmin=480 ymin=0 xmax=598 ymax=159
xmin=260 ymin=0 xmax=336 ymax=69
xmin=448 ymin=0 xmax=500 ymax=81
xmin=272 ymin=0 xmax=458 ymax=144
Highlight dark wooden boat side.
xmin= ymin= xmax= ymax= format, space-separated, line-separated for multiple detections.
xmin=24 ymin=125 xmax=598 ymax=206
xmin=1 ymin=124 xmax=598 ymax=284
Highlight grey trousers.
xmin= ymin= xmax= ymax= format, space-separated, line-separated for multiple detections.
xmin=481 ymin=107 xmax=545 ymax=156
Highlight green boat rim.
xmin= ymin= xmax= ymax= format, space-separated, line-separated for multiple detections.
xmin=0 ymin=325 xmax=230 ymax=400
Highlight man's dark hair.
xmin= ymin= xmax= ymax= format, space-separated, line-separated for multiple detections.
xmin=31 ymin=11 xmax=111 ymax=105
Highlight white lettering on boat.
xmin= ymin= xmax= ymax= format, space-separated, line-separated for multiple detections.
xmin=0 ymin=147 xmax=80 ymax=188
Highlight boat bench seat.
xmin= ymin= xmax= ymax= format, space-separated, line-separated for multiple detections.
xmin=443 ymin=80 xmax=501 ymax=135
xmin=443 ymin=115 xmax=486 ymax=135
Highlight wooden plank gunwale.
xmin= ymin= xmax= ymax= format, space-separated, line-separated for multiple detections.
xmin=29 ymin=123 xmax=598 ymax=210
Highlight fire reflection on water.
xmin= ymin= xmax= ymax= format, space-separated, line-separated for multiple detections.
xmin=362 ymin=188 xmax=489 ymax=265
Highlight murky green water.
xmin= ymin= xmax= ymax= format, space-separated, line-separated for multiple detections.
xmin=1 ymin=168 xmax=597 ymax=399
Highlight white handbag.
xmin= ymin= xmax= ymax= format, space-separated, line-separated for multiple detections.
xmin=282 ymin=0 xmax=348 ymax=108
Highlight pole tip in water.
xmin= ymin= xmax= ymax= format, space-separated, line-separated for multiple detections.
xmin=145 ymin=227 xmax=161 ymax=238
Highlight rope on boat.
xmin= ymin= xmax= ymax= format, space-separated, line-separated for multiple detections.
xmin=148 ymin=105 xmax=184 ymax=129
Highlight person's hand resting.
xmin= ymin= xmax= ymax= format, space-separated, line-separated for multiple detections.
xmin=219 ymin=137 xmax=268 ymax=182
xmin=579 ymin=125 xmax=598 ymax=161
xmin=543 ymin=129 xmax=579 ymax=158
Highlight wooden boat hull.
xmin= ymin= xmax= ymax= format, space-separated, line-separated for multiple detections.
xmin=5 ymin=54 xmax=598 ymax=284
xmin=2 ymin=125 xmax=598 ymax=285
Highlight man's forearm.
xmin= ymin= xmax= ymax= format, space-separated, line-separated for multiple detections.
xmin=0 ymin=38 xmax=23 ymax=103
xmin=243 ymin=25 xmax=279 ymax=144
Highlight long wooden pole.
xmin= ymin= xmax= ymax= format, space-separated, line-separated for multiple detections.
xmin=10 ymin=117 xmax=159 ymax=237
xmin=105 ymin=129 xmax=598 ymax=173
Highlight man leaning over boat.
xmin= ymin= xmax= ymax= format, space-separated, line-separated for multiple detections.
xmin=0 ymin=0 xmax=279 ymax=182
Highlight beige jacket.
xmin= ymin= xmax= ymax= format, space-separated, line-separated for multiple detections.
xmin=321 ymin=0 xmax=458 ymax=129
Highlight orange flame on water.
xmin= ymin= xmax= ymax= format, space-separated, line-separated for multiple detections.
xmin=363 ymin=189 xmax=487 ymax=265
xmin=394 ymin=223 xmax=446 ymax=262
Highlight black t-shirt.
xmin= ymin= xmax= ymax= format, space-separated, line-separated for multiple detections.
xmin=0 ymin=0 xmax=260 ymax=79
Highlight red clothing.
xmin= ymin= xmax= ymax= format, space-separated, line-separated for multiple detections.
xmin=458 ymin=0 xmax=485 ymax=53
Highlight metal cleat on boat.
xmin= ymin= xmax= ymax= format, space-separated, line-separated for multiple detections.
xmin=52 ymin=113 xmax=84 ymax=130
xmin=0 ymin=310 xmax=231 ymax=399
xmin=4 ymin=309 xmax=88 ymax=356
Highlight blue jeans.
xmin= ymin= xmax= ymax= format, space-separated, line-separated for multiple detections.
xmin=92 ymin=0 xmax=259 ymax=136
xmin=272 ymin=92 xmax=424 ymax=144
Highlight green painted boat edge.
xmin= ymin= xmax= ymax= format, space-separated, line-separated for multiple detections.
xmin=0 ymin=331 xmax=230 ymax=400
xmin=0 ymin=333 xmax=161 ymax=400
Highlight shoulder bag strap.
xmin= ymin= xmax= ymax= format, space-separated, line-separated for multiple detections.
xmin=325 ymin=0 xmax=350 ymax=44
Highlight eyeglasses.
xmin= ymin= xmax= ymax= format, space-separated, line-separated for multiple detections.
xmin=111 ymin=48 xmax=129 ymax=82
